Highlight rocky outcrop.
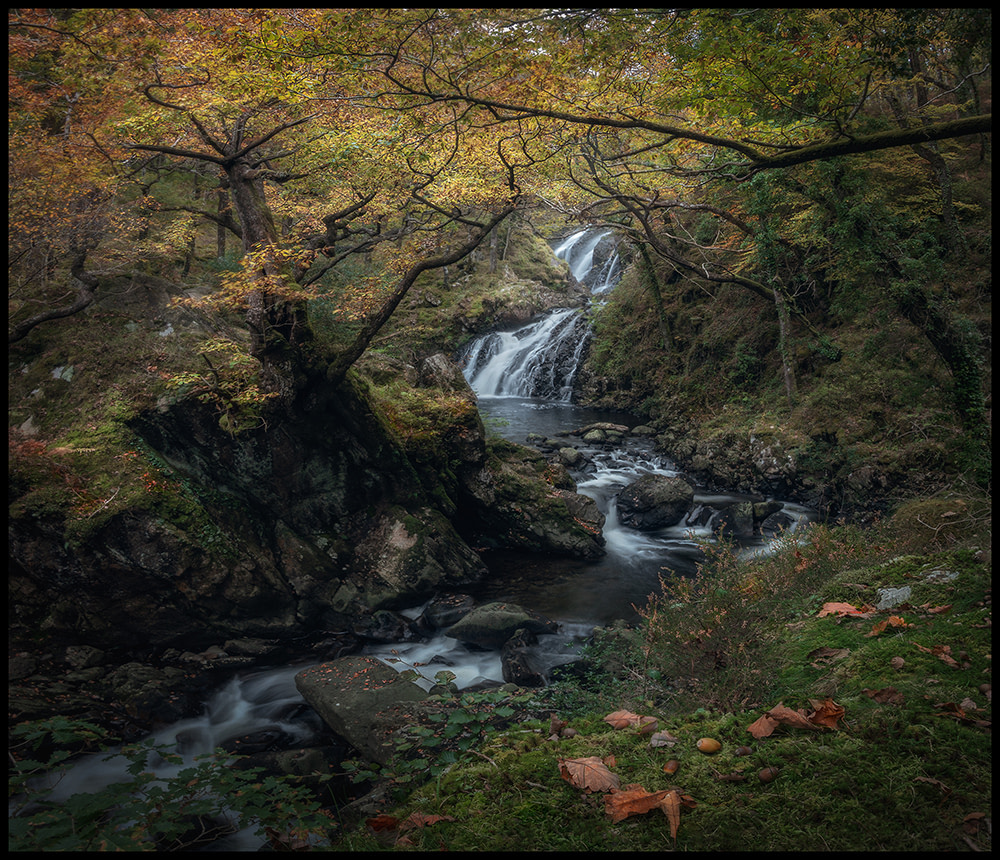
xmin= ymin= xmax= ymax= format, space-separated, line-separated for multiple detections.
xmin=459 ymin=439 xmax=605 ymax=558
xmin=616 ymin=474 xmax=695 ymax=530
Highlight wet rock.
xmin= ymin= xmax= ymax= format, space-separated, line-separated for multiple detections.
xmin=444 ymin=601 xmax=558 ymax=649
xmin=617 ymin=474 xmax=694 ymax=530
xmin=416 ymin=593 xmax=476 ymax=631
xmin=352 ymin=609 xmax=421 ymax=643
xmin=709 ymin=502 xmax=755 ymax=538
xmin=501 ymin=628 xmax=546 ymax=687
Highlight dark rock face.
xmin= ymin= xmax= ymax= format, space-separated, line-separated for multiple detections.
xmin=9 ymin=375 xmax=487 ymax=654
xmin=616 ymin=474 xmax=695 ymax=530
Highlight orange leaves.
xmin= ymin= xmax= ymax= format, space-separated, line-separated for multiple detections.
xmin=558 ymin=756 xmax=620 ymax=793
xmin=559 ymin=709 xmax=700 ymax=840
xmin=365 ymin=812 xmax=455 ymax=847
xmin=604 ymin=785 xmax=696 ymax=836
xmin=817 ymin=601 xmax=874 ymax=618
xmin=747 ymin=699 xmax=845 ymax=739
xmin=603 ymin=709 xmax=657 ymax=734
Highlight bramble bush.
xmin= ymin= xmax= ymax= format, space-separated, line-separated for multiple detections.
xmin=637 ymin=522 xmax=890 ymax=711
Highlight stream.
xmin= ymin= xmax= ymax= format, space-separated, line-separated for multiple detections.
xmin=18 ymin=228 xmax=814 ymax=848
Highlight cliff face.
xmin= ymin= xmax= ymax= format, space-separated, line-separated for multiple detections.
xmin=10 ymin=357 xmax=603 ymax=658
xmin=10 ymin=373 xmax=486 ymax=654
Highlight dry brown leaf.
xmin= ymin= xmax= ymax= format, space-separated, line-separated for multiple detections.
xmin=603 ymin=709 xmax=643 ymax=729
xmin=863 ymin=686 xmax=905 ymax=705
xmin=915 ymin=775 xmax=952 ymax=795
xmin=660 ymin=789 xmax=682 ymax=839
xmin=649 ymin=729 xmax=680 ymax=748
xmin=915 ymin=642 xmax=962 ymax=668
xmin=865 ymin=615 xmax=910 ymax=637
xmin=605 ymin=784 xmax=672 ymax=823
xmin=807 ymin=698 xmax=845 ymax=729
xmin=748 ymin=702 xmax=821 ymax=738
xmin=636 ymin=715 xmax=659 ymax=735
xmin=817 ymin=601 xmax=868 ymax=617
xmin=366 ymin=814 xmax=399 ymax=832
xmin=558 ymin=756 xmax=620 ymax=793
xmin=400 ymin=812 xmax=455 ymax=831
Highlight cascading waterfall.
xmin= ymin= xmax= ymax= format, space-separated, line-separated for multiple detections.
xmin=461 ymin=227 xmax=611 ymax=400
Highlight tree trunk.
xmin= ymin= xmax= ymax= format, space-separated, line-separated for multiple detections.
xmin=636 ymin=243 xmax=673 ymax=357
xmin=773 ymin=286 xmax=797 ymax=411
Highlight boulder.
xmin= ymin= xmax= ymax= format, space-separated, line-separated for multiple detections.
xmin=415 ymin=593 xmax=476 ymax=631
xmin=444 ymin=601 xmax=558 ymax=649
xmin=616 ymin=474 xmax=694 ymax=530
xmin=501 ymin=628 xmax=546 ymax=687
xmin=294 ymin=656 xmax=428 ymax=765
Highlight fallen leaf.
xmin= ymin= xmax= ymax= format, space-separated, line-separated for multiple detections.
xmin=863 ymin=686 xmax=905 ymax=705
xmin=400 ymin=813 xmax=455 ymax=831
xmin=636 ymin=715 xmax=659 ymax=735
xmin=807 ymin=698 xmax=846 ymax=729
xmin=366 ymin=814 xmax=399 ymax=832
xmin=649 ymin=730 xmax=680 ymax=748
xmin=963 ymin=812 xmax=986 ymax=834
xmin=915 ymin=643 xmax=962 ymax=668
xmin=603 ymin=709 xmax=644 ymax=730
xmin=747 ymin=702 xmax=819 ymax=738
xmin=915 ymin=775 xmax=951 ymax=795
xmin=660 ymin=789 xmax=682 ymax=839
xmin=817 ymin=601 xmax=874 ymax=618
xmin=605 ymin=784 xmax=672 ymax=823
xmin=558 ymin=756 xmax=620 ymax=793
xmin=890 ymin=656 xmax=906 ymax=670
xmin=865 ymin=615 xmax=910 ymax=637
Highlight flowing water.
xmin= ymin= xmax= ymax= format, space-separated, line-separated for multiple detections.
xmin=22 ymin=228 xmax=813 ymax=844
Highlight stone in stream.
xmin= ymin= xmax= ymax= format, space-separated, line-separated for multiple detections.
xmin=616 ymin=474 xmax=695 ymax=530
xmin=443 ymin=601 xmax=559 ymax=649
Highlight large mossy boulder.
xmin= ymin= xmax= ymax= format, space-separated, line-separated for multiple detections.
xmin=443 ymin=601 xmax=558 ymax=649
xmin=294 ymin=656 xmax=428 ymax=765
xmin=616 ymin=474 xmax=694 ymax=530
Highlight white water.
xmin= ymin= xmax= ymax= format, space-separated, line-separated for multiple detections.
xmin=18 ymin=228 xmax=814 ymax=846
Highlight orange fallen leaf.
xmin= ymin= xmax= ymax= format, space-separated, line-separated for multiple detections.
xmin=400 ymin=813 xmax=455 ymax=831
xmin=865 ymin=615 xmax=910 ymax=637
xmin=604 ymin=709 xmax=654 ymax=730
xmin=817 ymin=602 xmax=868 ymax=617
xmin=366 ymin=814 xmax=399 ymax=832
xmin=558 ymin=756 xmax=620 ymax=793
xmin=807 ymin=698 xmax=846 ymax=729
xmin=605 ymin=784 xmax=672 ymax=823
xmin=747 ymin=699 xmax=843 ymax=740
xmin=915 ymin=642 xmax=962 ymax=668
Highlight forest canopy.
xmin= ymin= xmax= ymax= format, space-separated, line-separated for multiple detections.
xmin=8 ymin=8 xmax=991 ymax=457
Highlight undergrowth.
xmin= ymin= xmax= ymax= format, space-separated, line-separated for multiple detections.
xmin=332 ymin=500 xmax=991 ymax=852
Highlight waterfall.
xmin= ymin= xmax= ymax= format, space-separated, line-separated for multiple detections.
xmin=462 ymin=227 xmax=616 ymax=400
